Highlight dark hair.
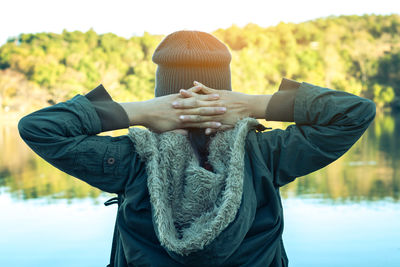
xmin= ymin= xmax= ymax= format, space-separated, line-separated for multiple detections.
xmin=187 ymin=128 xmax=214 ymax=167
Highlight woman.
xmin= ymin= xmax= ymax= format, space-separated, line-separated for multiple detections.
xmin=18 ymin=31 xmax=376 ymax=266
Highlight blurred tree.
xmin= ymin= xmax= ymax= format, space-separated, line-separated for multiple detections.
xmin=0 ymin=14 xmax=399 ymax=112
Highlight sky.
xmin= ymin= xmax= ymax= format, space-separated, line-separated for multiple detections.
xmin=1 ymin=0 xmax=399 ymax=45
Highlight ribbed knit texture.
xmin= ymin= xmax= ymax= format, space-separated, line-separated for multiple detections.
xmin=152 ymin=31 xmax=232 ymax=97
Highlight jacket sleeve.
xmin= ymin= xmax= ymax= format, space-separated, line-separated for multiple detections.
xmin=257 ymin=78 xmax=376 ymax=187
xmin=18 ymin=85 xmax=142 ymax=193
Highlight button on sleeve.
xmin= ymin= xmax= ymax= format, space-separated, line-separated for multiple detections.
xmin=104 ymin=144 xmax=119 ymax=175
xmin=107 ymin=157 xmax=115 ymax=165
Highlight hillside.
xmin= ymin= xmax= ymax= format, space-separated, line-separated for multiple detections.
xmin=1 ymin=14 xmax=399 ymax=114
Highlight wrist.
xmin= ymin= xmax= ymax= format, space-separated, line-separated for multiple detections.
xmin=247 ymin=94 xmax=272 ymax=119
xmin=119 ymin=101 xmax=149 ymax=126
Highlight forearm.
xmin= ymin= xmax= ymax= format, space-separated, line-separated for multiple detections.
xmin=85 ymin=85 xmax=130 ymax=131
xmin=19 ymin=85 xmax=129 ymax=155
xmin=244 ymin=78 xmax=300 ymax=122
xmin=119 ymin=101 xmax=150 ymax=127
xmin=86 ymin=84 xmax=158 ymax=129
xmin=263 ymin=78 xmax=375 ymax=125
xmin=294 ymin=82 xmax=376 ymax=127
xmin=18 ymin=87 xmax=135 ymax=193
xmin=256 ymin=79 xmax=375 ymax=187
xmin=18 ymin=94 xmax=103 ymax=174
xmin=265 ymin=78 xmax=301 ymax=122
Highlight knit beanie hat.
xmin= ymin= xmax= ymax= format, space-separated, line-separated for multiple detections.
xmin=152 ymin=30 xmax=232 ymax=97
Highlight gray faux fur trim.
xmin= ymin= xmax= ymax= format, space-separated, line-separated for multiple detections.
xmin=128 ymin=117 xmax=260 ymax=256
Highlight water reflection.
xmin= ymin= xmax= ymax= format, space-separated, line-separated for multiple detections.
xmin=281 ymin=111 xmax=400 ymax=202
xmin=0 ymin=121 xmax=104 ymax=202
xmin=0 ymin=112 xmax=399 ymax=203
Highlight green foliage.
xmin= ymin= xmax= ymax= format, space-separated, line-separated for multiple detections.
xmin=1 ymin=14 xmax=400 ymax=112
xmin=215 ymin=14 xmax=400 ymax=108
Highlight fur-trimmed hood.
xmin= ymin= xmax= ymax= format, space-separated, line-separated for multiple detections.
xmin=128 ymin=118 xmax=260 ymax=265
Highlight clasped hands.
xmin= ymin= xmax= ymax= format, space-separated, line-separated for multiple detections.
xmin=142 ymin=81 xmax=254 ymax=135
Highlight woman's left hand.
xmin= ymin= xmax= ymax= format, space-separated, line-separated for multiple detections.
xmin=173 ymin=81 xmax=271 ymax=134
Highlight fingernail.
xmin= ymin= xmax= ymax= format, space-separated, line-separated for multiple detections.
xmin=172 ymin=101 xmax=178 ymax=107
xmin=218 ymin=107 xmax=226 ymax=112
xmin=205 ymin=128 xmax=211 ymax=135
xmin=215 ymin=122 xmax=221 ymax=127
xmin=179 ymin=115 xmax=185 ymax=120
xmin=194 ymin=81 xmax=199 ymax=85
xmin=212 ymin=94 xmax=219 ymax=98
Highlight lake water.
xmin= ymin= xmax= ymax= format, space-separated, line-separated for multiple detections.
xmin=1 ymin=112 xmax=399 ymax=266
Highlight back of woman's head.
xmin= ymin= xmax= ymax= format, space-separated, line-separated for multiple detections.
xmin=152 ymin=30 xmax=232 ymax=165
xmin=152 ymin=30 xmax=232 ymax=96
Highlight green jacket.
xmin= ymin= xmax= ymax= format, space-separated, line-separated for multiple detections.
xmin=18 ymin=79 xmax=376 ymax=266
